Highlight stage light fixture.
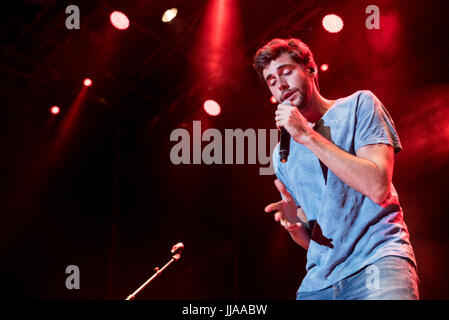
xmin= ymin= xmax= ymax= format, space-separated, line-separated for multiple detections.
xmin=110 ymin=11 xmax=130 ymax=30
xmin=320 ymin=64 xmax=329 ymax=71
xmin=203 ymin=99 xmax=221 ymax=116
xmin=162 ymin=8 xmax=177 ymax=23
xmin=50 ymin=106 xmax=60 ymax=115
xmin=83 ymin=78 xmax=92 ymax=87
xmin=322 ymin=14 xmax=343 ymax=33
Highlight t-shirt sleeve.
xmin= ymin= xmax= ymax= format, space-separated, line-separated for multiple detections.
xmin=272 ymin=143 xmax=301 ymax=207
xmin=354 ymin=90 xmax=402 ymax=153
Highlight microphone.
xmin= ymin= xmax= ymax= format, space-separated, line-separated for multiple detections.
xmin=171 ymin=242 xmax=184 ymax=254
xmin=279 ymin=100 xmax=292 ymax=163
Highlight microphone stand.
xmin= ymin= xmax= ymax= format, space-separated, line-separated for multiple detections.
xmin=125 ymin=250 xmax=182 ymax=300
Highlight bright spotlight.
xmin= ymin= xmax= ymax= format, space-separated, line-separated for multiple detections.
xmin=162 ymin=8 xmax=178 ymax=23
xmin=322 ymin=14 xmax=344 ymax=33
xmin=110 ymin=11 xmax=130 ymax=30
xmin=270 ymin=96 xmax=277 ymax=104
xmin=50 ymin=106 xmax=60 ymax=115
xmin=320 ymin=64 xmax=329 ymax=72
xmin=83 ymin=78 xmax=92 ymax=87
xmin=203 ymin=99 xmax=221 ymax=116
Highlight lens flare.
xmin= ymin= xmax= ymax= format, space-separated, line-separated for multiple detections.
xmin=203 ymin=99 xmax=221 ymax=116
xmin=83 ymin=78 xmax=92 ymax=87
xmin=50 ymin=106 xmax=60 ymax=115
xmin=110 ymin=11 xmax=130 ymax=30
xmin=320 ymin=64 xmax=329 ymax=71
xmin=322 ymin=14 xmax=344 ymax=33
xmin=162 ymin=8 xmax=178 ymax=23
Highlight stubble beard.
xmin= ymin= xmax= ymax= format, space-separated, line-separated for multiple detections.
xmin=295 ymin=84 xmax=314 ymax=119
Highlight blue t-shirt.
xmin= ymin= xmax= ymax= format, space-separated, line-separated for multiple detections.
xmin=273 ymin=90 xmax=417 ymax=293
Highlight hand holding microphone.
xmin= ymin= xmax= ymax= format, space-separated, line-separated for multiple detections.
xmin=275 ymin=98 xmax=311 ymax=153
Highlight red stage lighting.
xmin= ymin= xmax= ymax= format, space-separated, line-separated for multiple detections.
xmin=110 ymin=11 xmax=129 ymax=30
xmin=322 ymin=14 xmax=343 ymax=33
xmin=320 ymin=64 xmax=329 ymax=71
xmin=83 ymin=78 xmax=92 ymax=87
xmin=50 ymin=106 xmax=60 ymax=115
xmin=193 ymin=0 xmax=242 ymax=89
xmin=203 ymin=99 xmax=221 ymax=116
xmin=270 ymin=96 xmax=277 ymax=104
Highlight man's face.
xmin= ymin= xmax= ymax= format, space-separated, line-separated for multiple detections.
xmin=262 ymin=52 xmax=313 ymax=108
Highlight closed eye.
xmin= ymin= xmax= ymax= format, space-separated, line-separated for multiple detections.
xmin=267 ymin=68 xmax=292 ymax=86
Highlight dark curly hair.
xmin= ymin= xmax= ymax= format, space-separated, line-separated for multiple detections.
xmin=253 ymin=38 xmax=319 ymax=90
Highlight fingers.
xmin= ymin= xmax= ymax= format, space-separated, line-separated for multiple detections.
xmin=281 ymin=219 xmax=301 ymax=231
xmin=274 ymin=212 xmax=282 ymax=222
xmin=266 ymin=204 xmax=300 ymax=231
xmin=274 ymin=179 xmax=292 ymax=201
xmin=275 ymin=105 xmax=293 ymax=119
xmin=277 ymin=103 xmax=294 ymax=109
xmin=275 ymin=107 xmax=294 ymax=129
xmin=275 ymin=121 xmax=286 ymax=130
xmin=280 ymin=218 xmax=288 ymax=227
xmin=276 ymin=104 xmax=303 ymax=119
xmin=264 ymin=201 xmax=281 ymax=213
xmin=264 ymin=203 xmax=282 ymax=224
xmin=275 ymin=119 xmax=285 ymax=130
xmin=265 ymin=179 xmax=296 ymax=229
xmin=275 ymin=107 xmax=291 ymax=118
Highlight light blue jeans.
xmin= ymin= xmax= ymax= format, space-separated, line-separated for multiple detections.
xmin=296 ymin=255 xmax=420 ymax=300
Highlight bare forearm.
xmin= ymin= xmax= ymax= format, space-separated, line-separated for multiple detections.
xmin=287 ymin=226 xmax=310 ymax=250
xmin=303 ymin=131 xmax=390 ymax=203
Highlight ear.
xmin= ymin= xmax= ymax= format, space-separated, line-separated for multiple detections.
xmin=307 ymin=67 xmax=317 ymax=81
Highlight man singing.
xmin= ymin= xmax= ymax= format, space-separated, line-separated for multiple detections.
xmin=253 ymin=38 xmax=419 ymax=300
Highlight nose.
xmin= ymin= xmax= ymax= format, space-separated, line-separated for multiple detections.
xmin=278 ymin=78 xmax=289 ymax=91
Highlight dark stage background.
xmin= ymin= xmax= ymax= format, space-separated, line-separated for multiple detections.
xmin=1 ymin=0 xmax=449 ymax=299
